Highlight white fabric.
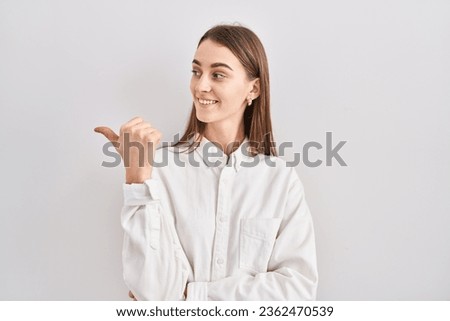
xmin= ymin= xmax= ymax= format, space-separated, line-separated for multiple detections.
xmin=121 ymin=137 xmax=318 ymax=300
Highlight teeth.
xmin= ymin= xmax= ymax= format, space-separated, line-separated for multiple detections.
xmin=199 ymin=99 xmax=218 ymax=105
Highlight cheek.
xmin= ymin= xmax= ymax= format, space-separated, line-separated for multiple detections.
xmin=190 ymin=78 xmax=197 ymax=95
xmin=230 ymin=89 xmax=247 ymax=105
xmin=233 ymin=81 xmax=250 ymax=99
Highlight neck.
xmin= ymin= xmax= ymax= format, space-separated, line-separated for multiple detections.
xmin=204 ymin=119 xmax=245 ymax=156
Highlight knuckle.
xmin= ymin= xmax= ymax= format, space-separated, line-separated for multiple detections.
xmin=145 ymin=133 xmax=154 ymax=142
xmin=151 ymin=132 xmax=162 ymax=142
xmin=129 ymin=127 xmax=137 ymax=136
xmin=138 ymin=130 xmax=146 ymax=141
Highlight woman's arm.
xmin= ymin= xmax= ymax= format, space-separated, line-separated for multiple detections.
xmin=185 ymin=171 xmax=318 ymax=300
xmin=121 ymin=179 xmax=192 ymax=300
xmin=96 ymin=118 xmax=191 ymax=299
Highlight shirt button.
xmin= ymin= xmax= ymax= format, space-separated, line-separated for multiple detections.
xmin=217 ymin=258 xmax=224 ymax=265
xmin=219 ymin=216 xmax=227 ymax=222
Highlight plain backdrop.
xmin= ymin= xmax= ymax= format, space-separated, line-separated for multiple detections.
xmin=0 ymin=0 xmax=449 ymax=300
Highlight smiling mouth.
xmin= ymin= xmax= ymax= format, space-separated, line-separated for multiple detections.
xmin=198 ymin=98 xmax=219 ymax=105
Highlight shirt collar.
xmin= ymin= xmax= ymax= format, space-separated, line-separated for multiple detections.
xmin=194 ymin=135 xmax=254 ymax=172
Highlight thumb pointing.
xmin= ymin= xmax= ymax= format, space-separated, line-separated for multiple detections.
xmin=94 ymin=126 xmax=119 ymax=143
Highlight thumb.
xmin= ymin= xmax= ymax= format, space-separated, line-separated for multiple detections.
xmin=94 ymin=126 xmax=119 ymax=143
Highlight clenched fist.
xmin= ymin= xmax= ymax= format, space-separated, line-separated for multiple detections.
xmin=94 ymin=117 xmax=162 ymax=184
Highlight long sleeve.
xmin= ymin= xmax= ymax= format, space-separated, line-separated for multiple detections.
xmin=186 ymin=171 xmax=319 ymax=301
xmin=121 ymin=179 xmax=191 ymax=300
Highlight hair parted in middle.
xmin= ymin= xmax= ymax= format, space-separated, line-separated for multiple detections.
xmin=174 ymin=23 xmax=277 ymax=157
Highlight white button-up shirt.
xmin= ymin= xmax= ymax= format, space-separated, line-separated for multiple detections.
xmin=121 ymin=137 xmax=318 ymax=300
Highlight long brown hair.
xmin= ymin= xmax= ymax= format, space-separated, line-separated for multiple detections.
xmin=174 ymin=24 xmax=277 ymax=156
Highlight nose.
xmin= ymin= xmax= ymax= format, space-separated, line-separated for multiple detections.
xmin=195 ymin=74 xmax=212 ymax=93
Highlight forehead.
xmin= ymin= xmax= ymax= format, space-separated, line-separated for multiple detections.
xmin=193 ymin=39 xmax=242 ymax=69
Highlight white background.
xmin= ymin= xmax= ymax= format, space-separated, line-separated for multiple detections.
xmin=0 ymin=0 xmax=449 ymax=300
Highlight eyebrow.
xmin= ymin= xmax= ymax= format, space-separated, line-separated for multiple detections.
xmin=192 ymin=59 xmax=233 ymax=71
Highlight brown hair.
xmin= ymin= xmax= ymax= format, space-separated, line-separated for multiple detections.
xmin=174 ymin=24 xmax=277 ymax=156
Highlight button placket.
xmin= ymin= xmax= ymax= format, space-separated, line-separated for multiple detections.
xmin=210 ymin=166 xmax=234 ymax=281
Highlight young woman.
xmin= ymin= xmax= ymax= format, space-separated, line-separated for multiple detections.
xmin=95 ymin=24 xmax=318 ymax=300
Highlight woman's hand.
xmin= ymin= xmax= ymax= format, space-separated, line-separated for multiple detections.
xmin=128 ymin=291 xmax=137 ymax=301
xmin=94 ymin=116 xmax=162 ymax=184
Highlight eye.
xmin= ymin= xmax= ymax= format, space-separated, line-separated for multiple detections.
xmin=212 ymin=72 xmax=225 ymax=79
xmin=191 ymin=69 xmax=201 ymax=77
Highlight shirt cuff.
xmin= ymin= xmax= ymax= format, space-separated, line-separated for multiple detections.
xmin=123 ymin=178 xmax=160 ymax=206
xmin=186 ymin=282 xmax=208 ymax=301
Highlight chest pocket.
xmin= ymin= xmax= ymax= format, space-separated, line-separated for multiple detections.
xmin=239 ymin=218 xmax=282 ymax=274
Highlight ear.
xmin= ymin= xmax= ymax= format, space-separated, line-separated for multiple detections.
xmin=249 ymin=78 xmax=260 ymax=99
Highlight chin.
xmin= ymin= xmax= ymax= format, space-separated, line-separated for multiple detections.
xmin=195 ymin=106 xmax=217 ymax=123
xmin=195 ymin=111 xmax=215 ymax=123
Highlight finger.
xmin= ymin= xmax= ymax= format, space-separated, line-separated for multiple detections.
xmin=146 ymin=131 xmax=162 ymax=147
xmin=131 ymin=122 xmax=152 ymax=132
xmin=142 ymin=128 xmax=161 ymax=142
xmin=128 ymin=291 xmax=135 ymax=299
xmin=126 ymin=116 xmax=147 ymax=128
xmin=121 ymin=117 xmax=151 ymax=135
xmin=94 ymin=126 xmax=119 ymax=143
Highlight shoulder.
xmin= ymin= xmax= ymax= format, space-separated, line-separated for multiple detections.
xmin=252 ymin=154 xmax=297 ymax=173
xmin=243 ymin=154 xmax=301 ymax=185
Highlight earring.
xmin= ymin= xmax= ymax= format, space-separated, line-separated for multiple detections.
xmin=247 ymin=97 xmax=252 ymax=106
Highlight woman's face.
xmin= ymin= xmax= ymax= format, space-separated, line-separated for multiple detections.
xmin=190 ymin=39 xmax=259 ymax=126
